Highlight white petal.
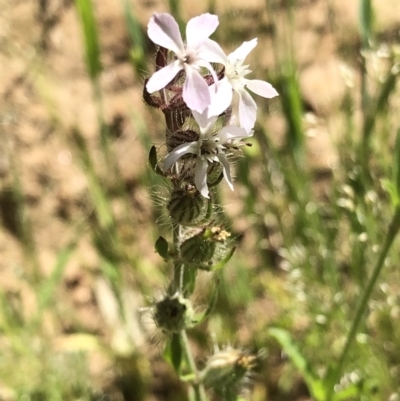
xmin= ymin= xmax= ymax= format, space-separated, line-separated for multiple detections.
xmin=207 ymin=77 xmax=233 ymax=117
xmin=163 ymin=142 xmax=198 ymax=171
xmin=218 ymin=125 xmax=251 ymax=143
xmin=228 ymin=38 xmax=258 ymax=62
xmin=183 ymin=66 xmax=211 ymax=112
xmin=195 ymin=159 xmax=210 ymax=198
xmin=238 ymin=89 xmax=257 ymax=133
xmin=217 ymin=153 xmax=234 ymax=191
xmin=245 ymin=79 xmax=279 ymax=98
xmin=146 ymin=60 xmax=182 ymax=93
xmin=194 ymin=59 xmax=219 ymax=93
xmin=192 ymin=110 xmax=218 ymax=134
xmin=148 ymin=13 xmax=184 ymax=55
xmin=197 ymin=39 xmax=227 ymax=64
xmin=186 ymin=13 xmax=219 ymax=49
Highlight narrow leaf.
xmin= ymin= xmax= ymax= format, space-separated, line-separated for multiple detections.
xmin=164 ymin=333 xmax=182 ymax=373
xmin=211 ymin=247 xmax=235 ymax=271
xmin=38 ymin=239 xmax=78 ymax=312
xmin=393 ymin=128 xmax=400 ymax=198
xmin=75 ymin=0 xmax=101 ymax=80
xmin=359 ymin=0 xmax=373 ymax=47
xmin=193 ymin=280 xmax=218 ymax=324
xmin=269 ymin=328 xmax=326 ymax=401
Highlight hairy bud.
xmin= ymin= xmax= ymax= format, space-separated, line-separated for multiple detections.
xmin=200 ymin=347 xmax=257 ymax=389
xmin=168 ymin=184 xmax=206 ymax=225
xmin=180 ymin=226 xmax=231 ymax=269
xmin=153 ymin=292 xmax=195 ymax=333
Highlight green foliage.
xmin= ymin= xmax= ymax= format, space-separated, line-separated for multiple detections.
xmin=74 ymin=0 xmax=101 ymax=80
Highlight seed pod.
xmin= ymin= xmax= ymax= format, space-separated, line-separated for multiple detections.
xmin=153 ymin=293 xmax=195 ymax=333
xmin=168 ymin=184 xmax=205 ymax=225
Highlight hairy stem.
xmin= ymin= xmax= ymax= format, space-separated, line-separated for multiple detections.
xmin=172 ymin=223 xmax=208 ymax=401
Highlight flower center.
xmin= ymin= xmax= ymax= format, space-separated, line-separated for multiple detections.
xmin=225 ymin=60 xmax=250 ymax=89
xmin=179 ymin=48 xmax=197 ymax=66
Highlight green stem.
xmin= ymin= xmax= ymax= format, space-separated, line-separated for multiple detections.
xmin=172 ymin=224 xmax=207 ymax=401
xmin=180 ymin=330 xmax=208 ymax=401
xmin=327 ymin=207 xmax=400 ymax=401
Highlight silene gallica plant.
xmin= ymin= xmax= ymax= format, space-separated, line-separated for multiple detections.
xmin=143 ymin=12 xmax=278 ymax=400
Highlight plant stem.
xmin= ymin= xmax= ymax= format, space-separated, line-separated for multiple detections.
xmin=180 ymin=330 xmax=208 ymax=401
xmin=326 ymin=207 xmax=400 ymax=401
xmin=172 ymin=224 xmax=208 ymax=401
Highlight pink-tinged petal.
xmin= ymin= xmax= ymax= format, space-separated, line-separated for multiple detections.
xmin=186 ymin=13 xmax=219 ymax=49
xmin=183 ymin=67 xmax=211 ymax=112
xmin=245 ymin=79 xmax=279 ymax=98
xmin=207 ymin=77 xmax=233 ymax=117
xmin=163 ymin=142 xmax=199 ymax=171
xmin=146 ymin=60 xmax=182 ymax=93
xmin=195 ymin=159 xmax=210 ymax=198
xmin=148 ymin=13 xmax=184 ymax=54
xmin=218 ymin=125 xmax=251 ymax=143
xmin=192 ymin=110 xmax=218 ymax=134
xmin=228 ymin=38 xmax=258 ymax=62
xmin=217 ymin=153 xmax=234 ymax=191
xmin=197 ymin=39 xmax=227 ymax=64
xmin=238 ymin=89 xmax=257 ymax=133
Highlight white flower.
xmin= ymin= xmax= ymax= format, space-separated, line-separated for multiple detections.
xmin=208 ymin=38 xmax=279 ymax=133
xmin=163 ymin=110 xmax=253 ymax=198
xmin=146 ymin=13 xmax=226 ymax=113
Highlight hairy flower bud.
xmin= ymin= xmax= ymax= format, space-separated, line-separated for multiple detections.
xmin=200 ymin=347 xmax=257 ymax=390
xmin=153 ymin=292 xmax=195 ymax=333
xmin=180 ymin=225 xmax=231 ymax=269
xmin=167 ymin=184 xmax=206 ymax=225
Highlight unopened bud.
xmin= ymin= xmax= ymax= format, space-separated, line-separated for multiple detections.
xmin=153 ymin=293 xmax=195 ymax=333
xmin=168 ymin=184 xmax=205 ymax=225
xmin=180 ymin=233 xmax=216 ymax=267
xmin=200 ymin=347 xmax=257 ymax=389
xmin=180 ymin=226 xmax=231 ymax=269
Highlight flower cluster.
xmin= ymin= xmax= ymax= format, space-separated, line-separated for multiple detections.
xmin=144 ymin=12 xmax=278 ymax=199
xmin=144 ymin=13 xmax=276 ymax=397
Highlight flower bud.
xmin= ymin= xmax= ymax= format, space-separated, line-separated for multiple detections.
xmin=200 ymin=347 xmax=257 ymax=389
xmin=180 ymin=226 xmax=231 ymax=269
xmin=166 ymin=129 xmax=199 ymax=153
xmin=180 ymin=232 xmax=216 ymax=267
xmin=153 ymin=293 xmax=195 ymax=333
xmin=168 ymin=184 xmax=205 ymax=225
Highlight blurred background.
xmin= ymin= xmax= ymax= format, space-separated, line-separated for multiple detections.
xmin=1 ymin=0 xmax=400 ymax=400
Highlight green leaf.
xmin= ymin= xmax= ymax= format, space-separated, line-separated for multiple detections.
xmin=269 ymin=328 xmax=327 ymax=401
xmin=122 ymin=0 xmax=147 ymax=76
xmin=37 ymin=239 xmax=78 ymax=313
xmin=332 ymin=382 xmax=362 ymax=401
xmin=148 ymin=146 xmax=164 ymax=176
xmin=393 ymin=128 xmax=400 ymax=198
xmin=74 ymin=0 xmax=101 ymax=80
xmin=155 ymin=236 xmax=169 ymax=260
xmin=381 ymin=179 xmax=399 ymax=208
xmin=211 ymin=247 xmax=235 ymax=271
xmin=359 ymin=0 xmax=373 ymax=47
xmin=193 ymin=280 xmax=219 ymax=325
xmin=164 ymin=333 xmax=182 ymax=373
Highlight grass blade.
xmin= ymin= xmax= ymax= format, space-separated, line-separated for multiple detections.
xmin=74 ymin=0 xmax=101 ymax=80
